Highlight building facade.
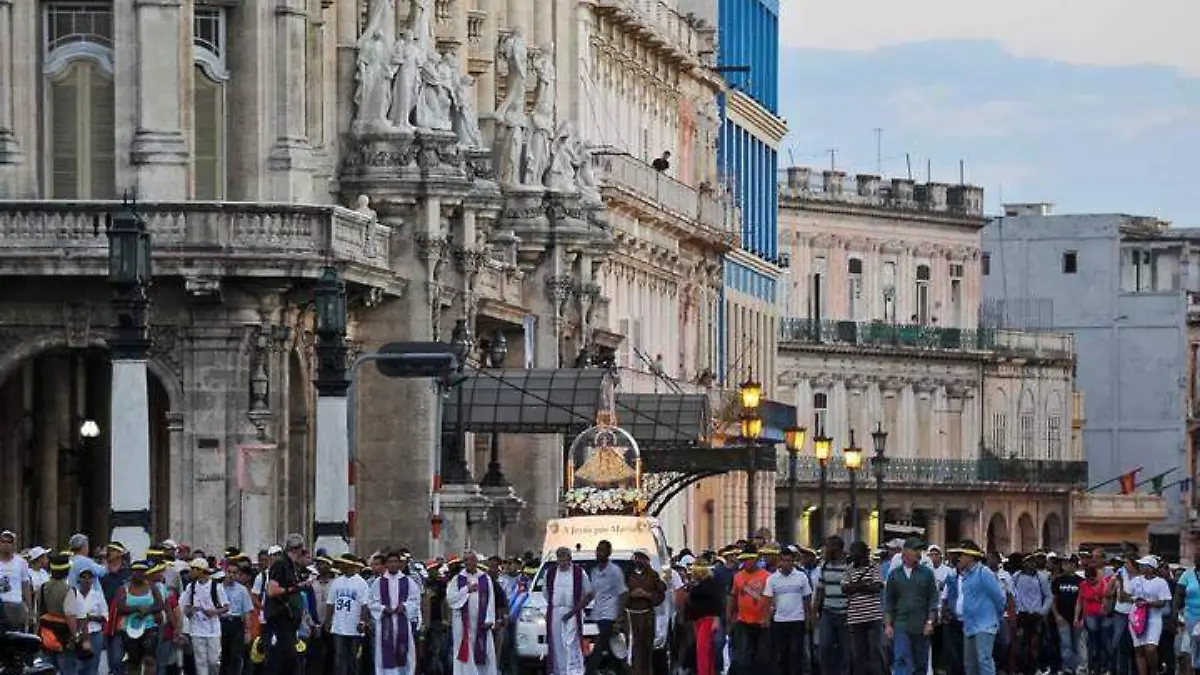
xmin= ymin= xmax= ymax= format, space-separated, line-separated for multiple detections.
xmin=775 ymin=168 xmax=1087 ymax=552
xmin=0 ymin=0 xmax=734 ymax=556
xmin=982 ymin=207 xmax=1198 ymax=555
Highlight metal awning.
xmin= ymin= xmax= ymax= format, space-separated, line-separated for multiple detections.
xmin=615 ymin=393 xmax=711 ymax=449
xmin=441 ymin=368 xmax=611 ymax=434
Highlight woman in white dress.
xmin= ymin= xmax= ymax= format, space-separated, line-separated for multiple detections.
xmin=1128 ymin=555 xmax=1172 ymax=675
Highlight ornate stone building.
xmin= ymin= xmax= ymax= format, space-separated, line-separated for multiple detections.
xmin=775 ymin=167 xmax=1087 ymax=552
xmin=0 ymin=0 xmax=733 ymax=556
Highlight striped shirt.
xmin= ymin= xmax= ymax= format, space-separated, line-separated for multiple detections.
xmin=817 ymin=559 xmax=849 ymax=613
xmin=843 ymin=563 xmax=884 ymax=625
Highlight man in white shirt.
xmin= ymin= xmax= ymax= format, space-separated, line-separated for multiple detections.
xmin=326 ymin=554 xmax=371 ymax=675
xmin=0 ymin=529 xmax=31 ymax=631
xmin=180 ymin=558 xmax=230 ymax=675
xmin=764 ymin=548 xmax=813 ymax=675
xmin=25 ymin=547 xmax=50 ymax=593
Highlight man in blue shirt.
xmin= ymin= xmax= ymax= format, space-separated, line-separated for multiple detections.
xmin=946 ymin=540 xmax=1006 ymax=675
xmin=66 ymin=533 xmax=105 ymax=588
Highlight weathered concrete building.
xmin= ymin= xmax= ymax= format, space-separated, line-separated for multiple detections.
xmin=0 ymin=0 xmax=734 ymax=557
xmin=775 ymin=168 xmax=1088 ymax=552
xmin=982 ymin=206 xmax=1199 ymax=556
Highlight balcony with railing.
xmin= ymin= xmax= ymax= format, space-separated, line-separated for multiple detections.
xmin=775 ymin=453 xmax=1088 ymax=489
xmin=779 ymin=318 xmax=995 ymax=353
xmin=594 ymin=0 xmax=716 ymax=67
xmin=0 ymin=200 xmax=393 ymax=284
xmin=593 ymin=152 xmax=737 ymax=247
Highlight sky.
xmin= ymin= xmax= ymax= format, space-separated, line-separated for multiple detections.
xmin=776 ymin=1 xmax=1200 ymax=224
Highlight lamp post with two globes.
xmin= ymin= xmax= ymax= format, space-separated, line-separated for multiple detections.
xmin=813 ymin=431 xmax=832 ymax=545
xmin=739 ymin=376 xmax=763 ymax=536
xmin=844 ymin=430 xmax=865 ymax=542
xmin=783 ymin=426 xmax=808 ymax=544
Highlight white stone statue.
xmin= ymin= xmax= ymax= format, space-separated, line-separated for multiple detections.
xmin=352 ymin=0 xmax=397 ymax=134
xmin=571 ymin=135 xmax=601 ymax=203
xmin=354 ymin=194 xmax=377 ymax=220
xmin=389 ymin=30 xmax=423 ymax=130
xmin=522 ymin=45 xmax=555 ymax=186
xmin=451 ymin=74 xmax=484 ymax=148
xmin=415 ymin=51 xmax=454 ymax=131
xmin=494 ymin=27 xmax=528 ymax=127
xmin=546 ymin=121 xmax=578 ymax=192
xmin=411 ymin=0 xmax=432 ymax=51
xmin=497 ymin=123 xmax=525 ymax=186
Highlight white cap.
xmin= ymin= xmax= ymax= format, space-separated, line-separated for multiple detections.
xmin=679 ymin=554 xmax=697 ymax=567
xmin=887 ymin=538 xmax=904 ymax=549
xmin=162 ymin=539 xmax=179 ymax=549
xmin=267 ymin=545 xmax=283 ymax=556
xmin=25 ymin=546 xmax=49 ymax=561
xmin=926 ymin=545 xmax=942 ymax=554
xmin=1137 ymin=555 xmax=1159 ymax=568
xmin=188 ymin=558 xmax=211 ymax=572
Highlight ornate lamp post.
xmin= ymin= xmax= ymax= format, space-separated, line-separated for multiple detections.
xmin=784 ymin=426 xmax=808 ymax=544
xmin=739 ymin=375 xmax=763 ymax=537
xmin=96 ymin=194 xmax=153 ymax=556
xmin=313 ymin=266 xmax=352 ymax=554
xmin=480 ymin=329 xmax=509 ymax=486
xmin=813 ymin=430 xmax=832 ymax=544
xmin=844 ymin=431 xmax=864 ymax=542
xmin=871 ymin=423 xmax=890 ymax=547
xmin=444 ymin=318 xmax=474 ymax=484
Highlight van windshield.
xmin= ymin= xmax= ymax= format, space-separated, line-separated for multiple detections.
xmin=532 ymin=559 xmax=635 ymax=593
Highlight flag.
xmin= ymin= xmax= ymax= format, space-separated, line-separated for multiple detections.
xmin=1118 ymin=468 xmax=1141 ymax=495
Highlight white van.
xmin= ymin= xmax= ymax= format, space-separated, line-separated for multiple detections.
xmin=514 ymin=516 xmax=672 ymax=672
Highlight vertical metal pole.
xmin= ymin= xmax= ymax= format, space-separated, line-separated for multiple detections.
xmin=818 ymin=462 xmax=827 ymax=545
xmin=849 ymin=469 xmax=858 ymax=542
xmin=746 ymin=445 xmax=757 ymax=538
xmin=875 ymin=469 xmax=885 ymax=546
xmin=787 ymin=452 xmax=798 ymax=543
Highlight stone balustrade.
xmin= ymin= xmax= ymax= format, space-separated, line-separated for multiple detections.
xmin=1072 ymin=492 xmax=1168 ymax=522
xmin=596 ymin=0 xmax=716 ymax=66
xmin=594 ymin=152 xmax=735 ymax=244
xmin=0 ymin=200 xmax=392 ymax=283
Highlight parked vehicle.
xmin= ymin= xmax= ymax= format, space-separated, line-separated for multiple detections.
xmin=0 ymin=631 xmax=57 ymax=674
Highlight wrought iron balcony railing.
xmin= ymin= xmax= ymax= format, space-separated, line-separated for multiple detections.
xmin=775 ymin=454 xmax=1088 ymax=488
xmin=779 ymin=318 xmax=995 ymax=352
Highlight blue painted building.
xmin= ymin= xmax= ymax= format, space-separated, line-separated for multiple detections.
xmin=714 ymin=0 xmax=787 ymax=388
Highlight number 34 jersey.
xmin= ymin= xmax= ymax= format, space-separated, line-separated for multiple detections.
xmin=327 ymin=574 xmax=371 ymax=636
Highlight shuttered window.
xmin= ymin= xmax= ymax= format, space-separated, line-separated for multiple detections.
xmin=193 ymin=67 xmax=225 ymax=199
xmin=48 ymin=61 xmax=115 ymax=199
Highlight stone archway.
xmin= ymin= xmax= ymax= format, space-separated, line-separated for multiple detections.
xmin=986 ymin=512 xmax=1010 ymax=552
xmin=1018 ymin=512 xmax=1038 ymax=552
xmin=1042 ymin=512 xmax=1065 ymax=552
xmin=0 ymin=337 xmax=180 ymax=544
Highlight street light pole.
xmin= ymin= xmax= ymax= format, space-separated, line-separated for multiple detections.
xmin=95 ymin=193 xmax=154 ymax=558
xmin=813 ymin=430 xmax=832 ymax=546
xmin=871 ymin=423 xmax=890 ymax=547
xmin=481 ymin=329 xmax=509 ymax=487
xmin=443 ymin=319 xmax=474 ymax=484
xmin=844 ymin=430 xmax=864 ymax=543
xmin=739 ymin=376 xmax=764 ymax=537
xmin=313 ymin=266 xmax=351 ymax=554
xmin=784 ymin=426 xmax=807 ymax=544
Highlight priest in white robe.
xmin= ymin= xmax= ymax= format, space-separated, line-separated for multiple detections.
xmin=542 ymin=546 xmax=595 ymax=675
xmin=369 ymin=550 xmax=422 ymax=675
xmin=447 ymin=551 xmax=498 ymax=675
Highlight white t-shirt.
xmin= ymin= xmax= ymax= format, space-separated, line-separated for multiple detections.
xmin=181 ymin=579 xmax=230 ymax=638
xmin=930 ymin=563 xmax=954 ymax=601
xmin=29 ymin=568 xmax=49 ymax=592
xmin=764 ymin=568 xmax=813 ymax=623
xmin=65 ymin=586 xmax=110 ymax=633
xmin=1127 ymin=575 xmax=1172 ymax=618
xmin=0 ymin=556 xmax=29 ymax=603
xmin=326 ymin=574 xmax=370 ymax=636
xmin=1114 ymin=568 xmax=1134 ymax=615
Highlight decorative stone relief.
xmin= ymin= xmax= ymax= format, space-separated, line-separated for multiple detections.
xmin=148 ymin=325 xmax=184 ymax=377
xmin=494 ymin=27 xmax=528 ymax=187
xmin=61 ymin=303 xmax=93 ymax=349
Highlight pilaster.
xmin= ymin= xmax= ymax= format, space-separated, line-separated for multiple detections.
xmin=0 ymin=0 xmax=23 ymax=171
xmin=129 ymin=0 xmax=188 ymax=198
xmin=268 ymin=0 xmax=314 ymax=201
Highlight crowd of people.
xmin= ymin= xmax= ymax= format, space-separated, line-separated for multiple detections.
xmin=3 ymin=525 xmax=1200 ymax=675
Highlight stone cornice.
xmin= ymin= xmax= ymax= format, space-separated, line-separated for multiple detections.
xmin=780 ymin=197 xmax=989 ymax=231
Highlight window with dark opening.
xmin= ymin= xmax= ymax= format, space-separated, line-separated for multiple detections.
xmin=1063 ymin=251 xmax=1078 ymax=274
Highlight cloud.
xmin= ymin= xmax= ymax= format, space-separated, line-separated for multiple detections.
xmin=885 ymin=85 xmax=1037 ymax=139
xmin=780 ymin=0 xmax=1200 ymax=75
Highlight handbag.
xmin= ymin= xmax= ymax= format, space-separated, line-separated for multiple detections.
xmin=1130 ymin=604 xmax=1150 ymax=638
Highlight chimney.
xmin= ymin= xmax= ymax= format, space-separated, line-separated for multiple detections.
xmin=890 ymin=178 xmax=915 ymax=207
xmin=786 ymin=166 xmax=810 ymax=189
xmin=856 ymin=174 xmax=881 ymax=198
xmin=822 ymin=170 xmax=846 ymax=196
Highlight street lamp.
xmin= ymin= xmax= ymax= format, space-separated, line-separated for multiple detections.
xmin=784 ymin=426 xmax=808 ymax=544
xmin=738 ymin=376 xmax=764 ymax=537
xmin=314 ymin=266 xmax=350 ymax=395
xmin=79 ymin=420 xmax=101 ymax=439
xmin=871 ymin=423 xmax=889 ymax=547
xmin=740 ymin=415 xmax=764 ymax=440
xmin=739 ymin=376 xmax=763 ymax=410
xmin=813 ymin=430 xmax=832 ymax=545
xmin=481 ymin=329 xmax=509 ymax=487
xmin=444 ymin=319 xmax=474 ymax=484
xmin=844 ymin=430 xmax=864 ymax=542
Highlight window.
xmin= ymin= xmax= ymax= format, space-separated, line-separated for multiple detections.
xmin=43 ymin=3 xmax=116 ymax=199
xmin=915 ymin=264 xmax=931 ymax=325
xmin=810 ymin=256 xmax=828 ymax=321
xmin=193 ymin=7 xmax=229 ymax=199
xmin=950 ymin=265 xmax=963 ymax=327
xmin=1062 ymin=251 xmax=1078 ymax=274
xmin=1018 ymin=390 xmax=1035 ymax=458
xmin=813 ymin=392 xmax=828 ymax=435
xmin=882 ymin=261 xmax=897 ymax=321
xmin=990 ymin=413 xmax=1007 ymax=453
xmin=981 ymin=253 xmax=991 ymax=276
xmin=1125 ymin=249 xmax=1155 ymax=292
xmin=1046 ymin=415 xmax=1062 ymax=459
xmin=847 ymin=257 xmax=863 ymax=320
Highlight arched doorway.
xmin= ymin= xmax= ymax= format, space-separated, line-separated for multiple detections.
xmin=1018 ymin=512 xmax=1038 ymax=552
xmin=1042 ymin=512 xmax=1064 ymax=552
xmin=986 ymin=512 xmax=1010 ymax=552
xmin=0 ymin=347 xmax=173 ymax=544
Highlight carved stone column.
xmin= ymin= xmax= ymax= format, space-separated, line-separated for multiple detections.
xmin=881 ymin=377 xmax=903 ymax=455
xmin=268 ymin=0 xmax=313 ymax=201
xmin=927 ymin=505 xmax=946 ymax=546
xmin=946 ymin=381 xmax=969 ymax=461
xmin=0 ymin=0 xmax=21 ymax=169
xmin=914 ymin=379 xmax=936 ymax=459
xmin=129 ymin=0 xmax=188 ymax=198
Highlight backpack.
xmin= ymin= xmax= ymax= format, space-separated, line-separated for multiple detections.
xmin=187 ymin=579 xmax=221 ymax=610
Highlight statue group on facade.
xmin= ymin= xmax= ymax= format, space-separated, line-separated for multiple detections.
xmin=352 ymin=0 xmax=483 ymax=148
